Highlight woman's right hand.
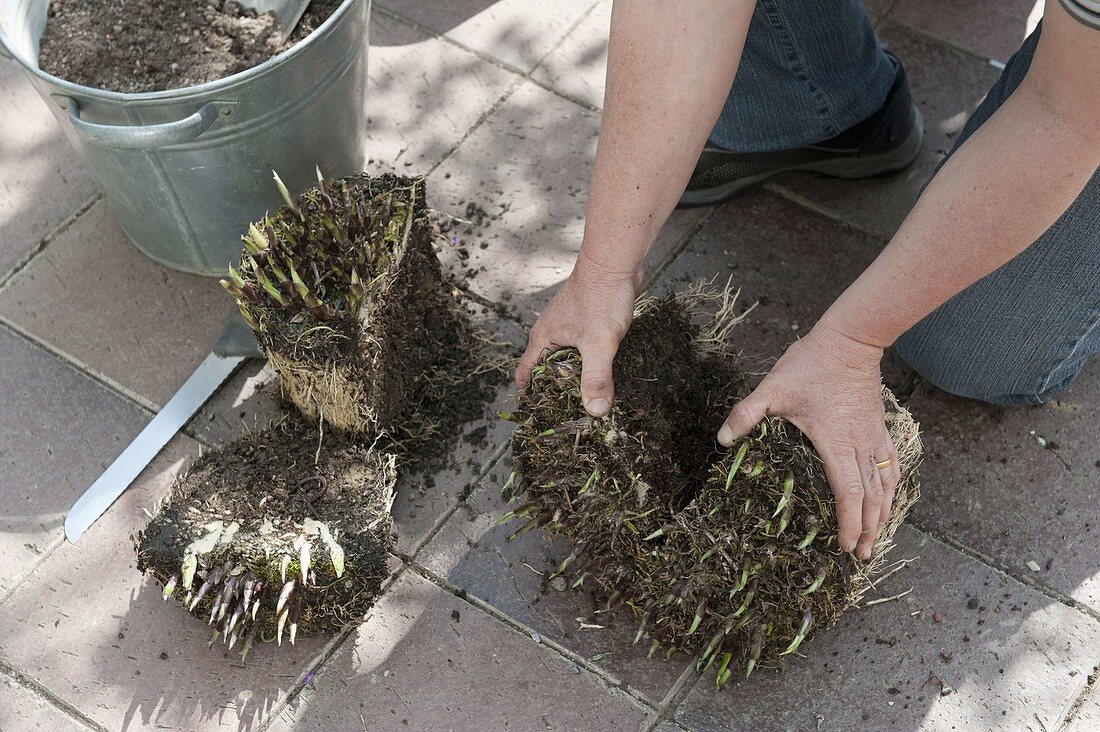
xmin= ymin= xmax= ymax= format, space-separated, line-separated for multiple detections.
xmin=515 ymin=256 xmax=641 ymax=417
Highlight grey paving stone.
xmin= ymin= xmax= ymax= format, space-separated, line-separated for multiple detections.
xmin=906 ymin=358 xmax=1100 ymax=612
xmin=0 ymin=674 xmax=86 ymax=731
xmin=418 ymin=456 xmax=693 ymax=705
xmin=378 ymin=0 xmax=596 ymax=73
xmin=366 ymin=11 xmax=520 ymax=173
xmin=531 ymin=0 xmax=610 ymax=110
xmin=0 ymin=439 xmax=332 ymax=731
xmin=391 ymin=379 xmax=517 ymax=555
xmin=771 ymin=23 xmax=1002 ymax=240
xmin=185 ymin=360 xmax=283 ymax=447
xmin=0 ymin=324 xmax=148 ymax=595
xmin=0 ymin=202 xmax=237 ymax=409
xmin=674 ymin=526 xmax=1100 ymax=732
xmin=429 ymin=80 xmax=708 ymax=323
xmin=891 ymin=0 xmax=1040 ymax=63
xmin=267 ymin=570 xmax=653 ymax=732
xmin=0 ymin=59 xmax=98 ymax=280
xmin=387 ymin=307 xmax=523 ymax=554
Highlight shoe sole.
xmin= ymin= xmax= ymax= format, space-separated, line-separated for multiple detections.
xmin=677 ymin=108 xmax=924 ymax=208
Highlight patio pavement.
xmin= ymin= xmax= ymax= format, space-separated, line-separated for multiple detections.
xmin=1 ymin=1 xmax=1097 ymax=730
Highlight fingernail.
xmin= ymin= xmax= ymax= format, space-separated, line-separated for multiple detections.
xmin=847 ymin=540 xmax=858 ymax=554
xmin=717 ymin=425 xmax=734 ymax=446
xmin=587 ymin=398 xmax=609 ymax=416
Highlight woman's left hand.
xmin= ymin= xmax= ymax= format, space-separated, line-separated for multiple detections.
xmin=717 ymin=321 xmax=902 ymax=560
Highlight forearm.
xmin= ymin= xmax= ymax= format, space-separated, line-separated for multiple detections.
xmin=576 ymin=0 xmax=756 ymax=279
xmin=823 ymin=68 xmax=1099 ymax=347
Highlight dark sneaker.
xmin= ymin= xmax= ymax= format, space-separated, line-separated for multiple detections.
xmin=677 ymin=52 xmax=923 ymax=208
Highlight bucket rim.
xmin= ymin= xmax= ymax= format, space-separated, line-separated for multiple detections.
xmin=0 ymin=0 xmax=362 ymax=101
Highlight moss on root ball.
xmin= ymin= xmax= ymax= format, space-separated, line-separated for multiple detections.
xmin=507 ymin=286 xmax=921 ymax=684
xmin=134 ymin=417 xmax=395 ymax=658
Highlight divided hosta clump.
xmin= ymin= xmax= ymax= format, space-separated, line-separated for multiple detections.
xmin=136 ymin=171 xmax=509 ymax=657
xmin=226 ymin=170 xmax=496 ymax=447
xmin=506 ymin=285 xmax=921 ymax=685
xmin=135 ymin=417 xmax=394 ymax=657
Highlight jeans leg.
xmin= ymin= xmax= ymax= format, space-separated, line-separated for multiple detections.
xmin=895 ymin=24 xmax=1100 ymax=405
xmin=708 ymin=0 xmax=896 ymax=152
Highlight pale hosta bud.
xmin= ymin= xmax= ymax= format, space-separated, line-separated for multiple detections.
xmin=180 ymin=553 xmax=197 ymax=591
xmin=299 ymin=540 xmax=311 ymax=585
xmin=161 ymin=573 xmax=179 ymax=602
xmin=276 ymin=580 xmax=295 ymax=618
xmin=272 ymin=170 xmax=300 ymax=218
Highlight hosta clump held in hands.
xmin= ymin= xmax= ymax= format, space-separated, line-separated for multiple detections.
xmin=506 ymin=285 xmax=921 ymax=685
xmin=223 ymin=170 xmax=470 ymax=443
xmin=134 ymin=418 xmax=395 ymax=658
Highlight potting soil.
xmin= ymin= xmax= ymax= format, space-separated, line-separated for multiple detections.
xmin=38 ymin=0 xmax=342 ymax=93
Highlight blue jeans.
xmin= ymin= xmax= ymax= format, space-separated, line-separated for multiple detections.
xmin=713 ymin=1 xmax=1100 ymax=406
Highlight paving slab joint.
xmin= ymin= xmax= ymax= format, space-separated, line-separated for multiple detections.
xmin=0 ymin=194 xmax=101 ymax=293
xmin=1060 ymin=662 xmax=1100 ymax=730
xmin=447 ymin=277 xmax=532 ymax=328
xmin=762 ymin=181 xmax=894 ymax=243
xmin=643 ymin=659 xmax=704 ymax=731
xmin=373 ymin=4 xmax=529 ymax=77
xmin=254 ymin=561 xmax=412 ymax=732
xmin=405 ymin=439 xmax=512 ymax=560
xmin=0 ymin=658 xmax=107 ymax=732
xmin=374 ymin=0 xmax=605 ymax=170
xmin=0 ymin=531 xmax=66 ymax=608
xmin=881 ymin=18 xmax=1002 ymax=65
xmin=909 ymin=520 xmax=1100 ymax=624
xmin=876 ymin=0 xmax=904 ymax=25
xmin=404 ymin=559 xmax=661 ymax=714
xmin=642 ymin=207 xmax=717 ymax=291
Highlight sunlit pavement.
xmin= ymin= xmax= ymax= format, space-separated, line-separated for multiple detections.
xmin=3 ymin=2 xmax=1098 ymax=730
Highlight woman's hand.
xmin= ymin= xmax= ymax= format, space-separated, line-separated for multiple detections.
xmin=717 ymin=321 xmax=902 ymax=560
xmin=515 ymin=258 xmax=641 ymax=417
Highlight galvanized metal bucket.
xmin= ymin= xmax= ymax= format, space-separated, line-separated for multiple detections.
xmin=0 ymin=0 xmax=369 ymax=275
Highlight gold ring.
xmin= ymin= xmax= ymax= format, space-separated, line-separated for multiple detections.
xmin=875 ymin=458 xmax=892 ymax=470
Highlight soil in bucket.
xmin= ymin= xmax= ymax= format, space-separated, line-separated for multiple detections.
xmin=135 ymin=171 xmax=510 ymax=656
xmin=38 ymin=0 xmax=343 ymax=93
xmin=505 ymin=286 xmax=922 ymax=686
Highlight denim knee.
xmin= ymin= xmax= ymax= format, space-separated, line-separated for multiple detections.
xmin=894 ymin=324 xmax=1075 ymax=407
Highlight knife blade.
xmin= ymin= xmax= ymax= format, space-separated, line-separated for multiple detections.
xmin=63 ymin=318 xmax=262 ymax=543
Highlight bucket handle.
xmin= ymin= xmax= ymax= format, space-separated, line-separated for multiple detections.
xmin=55 ymin=96 xmax=236 ymax=150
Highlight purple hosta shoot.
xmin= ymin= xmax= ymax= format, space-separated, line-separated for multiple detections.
xmin=288 ymin=593 xmax=303 ymax=646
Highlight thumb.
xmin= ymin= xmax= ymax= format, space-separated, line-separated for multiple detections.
xmin=578 ymin=334 xmax=619 ymax=417
xmin=515 ymin=327 xmax=549 ymax=390
xmin=718 ymin=390 xmax=769 ymax=446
